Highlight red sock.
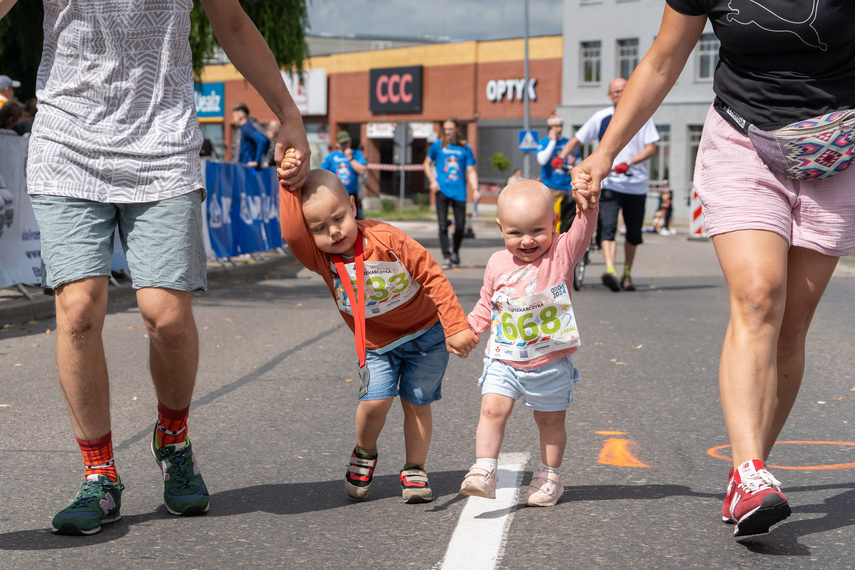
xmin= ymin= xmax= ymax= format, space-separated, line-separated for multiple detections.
xmin=156 ymin=402 xmax=190 ymax=448
xmin=78 ymin=432 xmax=119 ymax=482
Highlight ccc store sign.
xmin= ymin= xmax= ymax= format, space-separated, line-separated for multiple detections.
xmin=370 ymin=66 xmax=423 ymax=113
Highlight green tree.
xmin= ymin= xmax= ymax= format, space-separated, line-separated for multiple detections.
xmin=0 ymin=0 xmax=310 ymax=101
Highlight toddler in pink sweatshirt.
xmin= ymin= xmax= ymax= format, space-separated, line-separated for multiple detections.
xmin=460 ymin=178 xmax=597 ymax=506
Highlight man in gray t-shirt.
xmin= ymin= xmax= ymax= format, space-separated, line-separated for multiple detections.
xmin=1 ymin=0 xmax=310 ymax=536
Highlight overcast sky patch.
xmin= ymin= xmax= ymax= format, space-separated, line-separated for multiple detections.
xmin=307 ymin=0 xmax=564 ymax=41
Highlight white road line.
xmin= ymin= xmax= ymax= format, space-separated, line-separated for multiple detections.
xmin=441 ymin=452 xmax=529 ymax=570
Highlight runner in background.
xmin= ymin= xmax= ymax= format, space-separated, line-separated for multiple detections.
xmin=321 ymin=131 xmax=368 ymax=219
xmin=536 ymin=114 xmax=579 ymax=232
xmin=424 ymin=117 xmax=479 ymax=269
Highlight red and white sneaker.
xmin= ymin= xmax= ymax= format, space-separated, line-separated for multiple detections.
xmin=725 ymin=460 xmax=791 ymax=537
xmin=344 ymin=447 xmax=377 ymax=500
xmin=722 ymin=466 xmax=736 ymax=524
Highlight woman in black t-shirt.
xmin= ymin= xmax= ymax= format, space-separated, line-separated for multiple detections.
xmin=571 ymin=0 xmax=855 ymax=540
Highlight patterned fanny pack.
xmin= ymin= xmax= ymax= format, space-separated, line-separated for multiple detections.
xmin=714 ymin=98 xmax=855 ymax=181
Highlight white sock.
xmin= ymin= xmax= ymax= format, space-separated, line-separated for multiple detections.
xmin=539 ymin=461 xmax=559 ymax=474
xmin=476 ymin=458 xmax=498 ymax=471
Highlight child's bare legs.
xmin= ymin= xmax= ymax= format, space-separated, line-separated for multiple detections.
xmin=533 ymin=410 xmax=567 ymax=468
xmin=460 ymin=394 xmax=515 ymax=498
xmin=401 ymin=399 xmax=432 ymax=466
xmin=475 ymin=393 xmax=516 ymax=459
xmin=355 ymin=397 xmax=394 ymax=451
xmin=526 ymin=409 xmax=568 ymax=507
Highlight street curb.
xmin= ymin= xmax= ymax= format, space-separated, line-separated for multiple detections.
xmin=0 ymin=251 xmax=302 ymax=326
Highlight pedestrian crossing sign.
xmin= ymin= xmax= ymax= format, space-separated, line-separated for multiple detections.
xmin=518 ymin=130 xmax=539 ymax=152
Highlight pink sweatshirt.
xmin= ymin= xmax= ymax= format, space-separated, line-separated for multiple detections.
xmin=468 ymin=207 xmax=597 ymax=370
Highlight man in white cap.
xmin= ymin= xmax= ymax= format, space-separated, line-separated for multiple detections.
xmin=0 ymin=75 xmax=21 ymax=105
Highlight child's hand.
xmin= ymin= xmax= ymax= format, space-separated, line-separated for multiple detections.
xmin=446 ymin=328 xmax=480 ymax=358
xmin=277 ymin=147 xmax=303 ymax=192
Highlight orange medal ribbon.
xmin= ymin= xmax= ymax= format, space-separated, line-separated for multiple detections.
xmin=332 ymin=233 xmax=369 ymax=396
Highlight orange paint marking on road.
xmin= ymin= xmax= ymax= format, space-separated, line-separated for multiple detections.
xmin=598 ymin=438 xmax=650 ymax=468
xmin=595 ymin=431 xmax=628 ymax=435
xmin=707 ymin=441 xmax=855 ymax=471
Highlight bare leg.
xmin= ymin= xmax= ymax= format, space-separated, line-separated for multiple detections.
xmin=533 ymin=410 xmax=567 ymax=468
xmin=401 ymin=400 xmax=432 ymax=466
xmin=712 ymin=230 xmax=788 ymax=467
xmin=474 ymin=394 xmax=516 ymax=459
xmin=355 ymin=398 xmax=395 ymax=450
xmin=54 ymin=277 xmax=111 ymax=441
xmin=765 ymin=247 xmax=838 ymax=459
xmin=136 ymin=288 xmax=199 ymax=410
xmin=601 ymin=240 xmax=617 ymax=269
xmin=623 ymin=242 xmax=637 ymax=273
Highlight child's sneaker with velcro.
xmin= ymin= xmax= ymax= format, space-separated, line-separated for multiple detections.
xmin=459 ymin=463 xmax=498 ymax=499
xmin=51 ymin=474 xmax=124 ymax=535
xmin=400 ymin=466 xmax=433 ymax=503
xmin=344 ymin=447 xmax=377 ymax=500
xmin=725 ymin=459 xmax=790 ymax=537
xmin=525 ymin=467 xmax=563 ymax=507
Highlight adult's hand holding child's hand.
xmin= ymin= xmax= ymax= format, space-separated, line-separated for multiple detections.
xmin=277 ymin=148 xmax=303 ymax=192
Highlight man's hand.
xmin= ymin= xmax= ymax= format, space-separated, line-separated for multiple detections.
xmin=429 ymin=180 xmax=440 ymax=193
xmin=446 ymin=329 xmax=480 ymax=358
xmin=344 ymin=147 xmax=353 ymax=160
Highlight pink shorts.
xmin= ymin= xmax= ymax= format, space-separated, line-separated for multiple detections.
xmin=694 ymin=106 xmax=855 ymax=257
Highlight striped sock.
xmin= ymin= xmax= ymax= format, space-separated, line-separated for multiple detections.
xmin=78 ymin=432 xmax=119 ymax=482
xmin=156 ymin=403 xmax=190 ymax=448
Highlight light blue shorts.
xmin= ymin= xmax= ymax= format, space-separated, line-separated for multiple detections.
xmin=478 ymin=354 xmax=579 ymax=412
xmin=30 ymin=191 xmax=207 ymax=293
xmin=363 ymin=320 xmax=449 ymax=406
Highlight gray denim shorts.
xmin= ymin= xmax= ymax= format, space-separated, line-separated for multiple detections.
xmin=30 ymin=190 xmax=207 ymax=293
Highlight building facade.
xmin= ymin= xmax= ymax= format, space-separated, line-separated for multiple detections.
xmin=198 ymin=35 xmax=565 ymax=202
xmin=558 ymin=0 xmax=718 ymax=221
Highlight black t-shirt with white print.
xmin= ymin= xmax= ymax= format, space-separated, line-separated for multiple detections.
xmin=666 ymin=0 xmax=855 ymax=130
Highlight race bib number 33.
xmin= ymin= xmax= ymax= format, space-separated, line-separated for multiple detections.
xmin=489 ymin=282 xmax=579 ymax=361
xmin=333 ymin=258 xmax=420 ymax=317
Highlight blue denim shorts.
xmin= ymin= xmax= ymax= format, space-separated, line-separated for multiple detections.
xmin=363 ymin=321 xmax=449 ymax=405
xmin=478 ymin=354 xmax=580 ymax=412
xmin=30 ymin=191 xmax=207 ymax=293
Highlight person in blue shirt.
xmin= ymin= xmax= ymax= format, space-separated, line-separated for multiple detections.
xmin=321 ymin=131 xmax=368 ymax=219
xmin=231 ymin=103 xmax=270 ymax=168
xmin=536 ymin=115 xmax=579 ymax=232
xmin=424 ymin=117 xmax=479 ymax=268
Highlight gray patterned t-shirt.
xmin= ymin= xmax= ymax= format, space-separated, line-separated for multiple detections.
xmin=28 ymin=0 xmax=204 ymax=203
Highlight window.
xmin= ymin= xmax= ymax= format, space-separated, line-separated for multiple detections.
xmin=581 ymin=41 xmax=602 ymax=84
xmin=616 ymin=38 xmax=639 ymax=80
xmin=697 ymin=33 xmax=720 ymax=80
xmin=649 ymin=125 xmax=670 ymax=187
xmin=688 ymin=125 xmax=704 ymax=181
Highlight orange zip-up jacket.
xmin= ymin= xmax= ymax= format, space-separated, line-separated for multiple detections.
xmin=280 ymin=187 xmax=470 ymax=351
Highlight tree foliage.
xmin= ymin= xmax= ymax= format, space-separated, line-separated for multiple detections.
xmin=0 ymin=0 xmax=310 ymax=101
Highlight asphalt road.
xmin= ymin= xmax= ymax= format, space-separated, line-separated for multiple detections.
xmin=1 ymin=220 xmax=854 ymax=568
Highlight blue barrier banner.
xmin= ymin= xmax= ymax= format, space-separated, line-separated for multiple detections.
xmin=205 ymin=162 xmax=282 ymax=257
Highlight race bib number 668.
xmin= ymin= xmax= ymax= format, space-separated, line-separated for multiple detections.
xmin=489 ymin=282 xmax=579 ymax=362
